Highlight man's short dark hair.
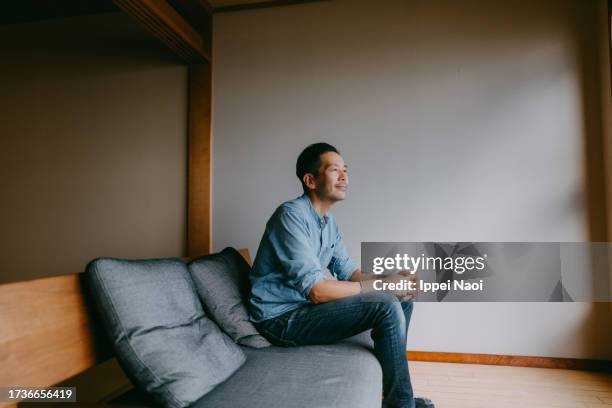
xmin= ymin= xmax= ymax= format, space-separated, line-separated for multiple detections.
xmin=296 ymin=143 xmax=340 ymax=194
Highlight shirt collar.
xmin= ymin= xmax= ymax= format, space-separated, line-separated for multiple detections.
xmin=300 ymin=194 xmax=329 ymax=228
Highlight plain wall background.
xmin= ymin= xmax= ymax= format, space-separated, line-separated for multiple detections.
xmin=0 ymin=12 xmax=188 ymax=283
xmin=212 ymin=0 xmax=612 ymax=359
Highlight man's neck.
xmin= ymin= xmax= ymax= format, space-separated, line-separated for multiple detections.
xmin=306 ymin=192 xmax=334 ymax=218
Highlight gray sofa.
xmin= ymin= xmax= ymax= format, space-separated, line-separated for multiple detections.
xmin=86 ymin=248 xmax=383 ymax=408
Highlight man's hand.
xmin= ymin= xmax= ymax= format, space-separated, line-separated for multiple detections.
xmin=396 ymin=271 xmax=417 ymax=300
xmin=309 ymin=270 xmax=417 ymax=304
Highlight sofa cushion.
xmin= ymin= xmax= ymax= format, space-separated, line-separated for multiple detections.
xmin=188 ymin=247 xmax=271 ymax=348
xmin=190 ymin=332 xmax=382 ymax=408
xmin=86 ymin=258 xmax=246 ymax=408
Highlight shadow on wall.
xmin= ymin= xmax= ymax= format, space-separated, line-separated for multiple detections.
xmin=0 ymin=12 xmax=188 ymax=284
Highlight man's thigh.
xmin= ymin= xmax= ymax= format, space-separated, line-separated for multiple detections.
xmin=260 ymin=292 xmax=401 ymax=346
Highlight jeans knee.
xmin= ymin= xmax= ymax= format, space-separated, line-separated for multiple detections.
xmin=368 ymin=297 xmax=408 ymax=342
xmin=362 ymin=291 xmax=406 ymax=327
xmin=380 ymin=299 xmax=405 ymax=324
xmin=401 ymin=300 xmax=414 ymax=316
xmin=363 ymin=290 xmax=398 ymax=304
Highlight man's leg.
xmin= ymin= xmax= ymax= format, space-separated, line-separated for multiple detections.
xmin=255 ymin=291 xmax=416 ymax=408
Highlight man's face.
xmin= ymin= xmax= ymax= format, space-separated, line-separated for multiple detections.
xmin=312 ymin=151 xmax=349 ymax=202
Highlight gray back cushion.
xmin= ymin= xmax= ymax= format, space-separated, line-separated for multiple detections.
xmin=188 ymin=248 xmax=271 ymax=348
xmin=86 ymin=258 xmax=246 ymax=408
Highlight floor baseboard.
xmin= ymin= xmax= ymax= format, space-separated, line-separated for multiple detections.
xmin=407 ymin=351 xmax=612 ymax=372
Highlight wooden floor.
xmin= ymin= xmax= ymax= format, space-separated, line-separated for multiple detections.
xmin=410 ymin=361 xmax=612 ymax=408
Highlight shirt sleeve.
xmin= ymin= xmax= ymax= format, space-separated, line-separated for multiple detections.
xmin=327 ymin=228 xmax=358 ymax=281
xmin=267 ymin=210 xmax=326 ymax=299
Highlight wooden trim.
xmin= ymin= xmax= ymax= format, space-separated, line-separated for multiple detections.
xmin=213 ymin=0 xmax=327 ymax=13
xmin=607 ymin=0 xmax=612 ymax=331
xmin=579 ymin=0 xmax=610 ymax=242
xmin=407 ymin=351 xmax=612 ymax=372
xmin=187 ymin=62 xmax=212 ymax=257
xmin=113 ymin=0 xmax=210 ymax=62
xmin=609 ymin=0 xmax=612 ymax=100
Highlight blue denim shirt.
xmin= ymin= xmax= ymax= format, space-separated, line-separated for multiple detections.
xmin=249 ymin=194 xmax=358 ymax=322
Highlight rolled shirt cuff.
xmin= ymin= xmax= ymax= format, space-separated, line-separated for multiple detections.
xmin=297 ymin=270 xmax=326 ymax=299
xmin=335 ymin=258 xmax=358 ymax=281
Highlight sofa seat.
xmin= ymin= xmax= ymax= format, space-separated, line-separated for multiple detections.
xmin=111 ymin=332 xmax=383 ymax=408
xmin=190 ymin=332 xmax=382 ymax=408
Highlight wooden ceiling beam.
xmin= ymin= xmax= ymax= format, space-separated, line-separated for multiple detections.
xmin=213 ymin=0 xmax=326 ymax=14
xmin=113 ymin=0 xmax=210 ymax=63
xmin=167 ymin=0 xmax=213 ymax=52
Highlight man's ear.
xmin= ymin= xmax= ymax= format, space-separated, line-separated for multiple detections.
xmin=303 ymin=173 xmax=317 ymax=191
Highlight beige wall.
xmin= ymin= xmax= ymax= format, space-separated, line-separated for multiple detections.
xmin=212 ymin=0 xmax=612 ymax=358
xmin=0 ymin=13 xmax=188 ymax=283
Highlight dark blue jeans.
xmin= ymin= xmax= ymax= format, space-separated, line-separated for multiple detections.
xmin=254 ymin=291 xmax=416 ymax=408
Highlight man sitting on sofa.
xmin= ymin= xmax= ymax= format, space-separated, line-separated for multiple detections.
xmin=249 ymin=143 xmax=434 ymax=408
